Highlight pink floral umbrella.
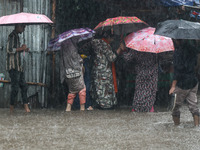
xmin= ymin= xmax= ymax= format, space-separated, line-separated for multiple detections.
xmin=94 ymin=16 xmax=148 ymax=36
xmin=124 ymin=27 xmax=174 ymax=53
xmin=0 ymin=12 xmax=53 ymax=25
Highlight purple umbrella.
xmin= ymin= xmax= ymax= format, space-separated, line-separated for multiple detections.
xmin=47 ymin=28 xmax=95 ymax=51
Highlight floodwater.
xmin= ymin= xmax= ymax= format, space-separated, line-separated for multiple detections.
xmin=0 ymin=105 xmax=200 ymax=150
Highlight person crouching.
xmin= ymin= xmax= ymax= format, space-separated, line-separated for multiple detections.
xmin=60 ymin=38 xmax=86 ymax=111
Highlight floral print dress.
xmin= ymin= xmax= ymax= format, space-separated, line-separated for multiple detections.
xmin=124 ymin=50 xmax=158 ymax=112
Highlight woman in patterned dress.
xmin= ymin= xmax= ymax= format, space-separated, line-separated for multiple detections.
xmin=123 ymin=50 xmax=158 ymax=112
xmin=81 ymin=35 xmax=124 ymax=109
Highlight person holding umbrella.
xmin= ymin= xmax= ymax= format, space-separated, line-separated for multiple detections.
xmin=47 ymin=28 xmax=95 ymax=111
xmin=123 ymin=27 xmax=174 ymax=112
xmin=73 ymin=54 xmax=94 ymax=111
xmin=89 ymin=16 xmax=148 ymax=109
xmin=6 ymin=24 xmax=30 ymax=113
xmin=61 ymin=38 xmax=86 ymax=112
xmin=155 ymin=19 xmax=200 ymax=127
xmin=81 ymin=32 xmax=125 ymax=109
xmin=0 ymin=12 xmax=53 ymax=113
xmin=169 ymin=39 xmax=200 ymax=127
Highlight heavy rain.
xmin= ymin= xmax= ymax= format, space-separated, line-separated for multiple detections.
xmin=1 ymin=0 xmax=200 ymax=150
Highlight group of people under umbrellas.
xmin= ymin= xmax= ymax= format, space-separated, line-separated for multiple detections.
xmin=48 ymin=16 xmax=152 ymax=111
xmin=50 ymin=17 xmax=200 ymax=127
xmin=1 ymin=12 xmax=200 ymax=127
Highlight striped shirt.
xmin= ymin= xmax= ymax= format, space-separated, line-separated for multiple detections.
xmin=6 ymin=30 xmax=23 ymax=72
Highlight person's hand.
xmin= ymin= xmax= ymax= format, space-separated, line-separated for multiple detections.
xmin=116 ymin=42 xmax=126 ymax=54
xmin=22 ymin=44 xmax=29 ymax=52
xmin=120 ymin=42 xmax=126 ymax=51
xmin=169 ymin=86 xmax=175 ymax=95
xmin=21 ymin=44 xmax=27 ymax=51
xmin=25 ymin=48 xmax=29 ymax=52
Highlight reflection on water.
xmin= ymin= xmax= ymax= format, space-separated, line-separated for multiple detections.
xmin=0 ymin=106 xmax=200 ymax=150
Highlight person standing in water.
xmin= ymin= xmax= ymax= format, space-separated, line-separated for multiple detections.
xmin=169 ymin=40 xmax=200 ymax=127
xmin=6 ymin=24 xmax=30 ymax=113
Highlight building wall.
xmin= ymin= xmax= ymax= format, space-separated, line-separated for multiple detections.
xmin=0 ymin=0 xmax=52 ymax=108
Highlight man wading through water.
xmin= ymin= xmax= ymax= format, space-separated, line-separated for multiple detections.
xmin=6 ymin=24 xmax=30 ymax=113
xmin=169 ymin=39 xmax=200 ymax=127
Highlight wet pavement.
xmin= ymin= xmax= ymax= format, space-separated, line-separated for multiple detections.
xmin=0 ymin=105 xmax=200 ymax=150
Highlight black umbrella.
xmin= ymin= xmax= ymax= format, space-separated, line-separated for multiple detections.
xmin=154 ymin=19 xmax=200 ymax=39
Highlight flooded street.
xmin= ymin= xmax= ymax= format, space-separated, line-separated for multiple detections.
xmin=0 ymin=105 xmax=200 ymax=150
xmin=1 ymin=1 xmax=200 ymax=150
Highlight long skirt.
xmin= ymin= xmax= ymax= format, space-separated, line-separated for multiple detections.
xmin=133 ymin=64 xmax=158 ymax=112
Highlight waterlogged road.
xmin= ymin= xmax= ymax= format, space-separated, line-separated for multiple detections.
xmin=0 ymin=106 xmax=200 ymax=150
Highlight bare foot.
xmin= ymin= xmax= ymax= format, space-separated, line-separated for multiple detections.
xmin=10 ymin=105 xmax=14 ymax=113
xmin=87 ymin=106 xmax=93 ymax=111
xmin=80 ymin=104 xmax=85 ymax=111
xmin=66 ymin=103 xmax=71 ymax=112
xmin=24 ymin=104 xmax=30 ymax=113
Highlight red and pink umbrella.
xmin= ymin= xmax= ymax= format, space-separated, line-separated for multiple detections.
xmin=0 ymin=12 xmax=53 ymax=25
xmin=124 ymin=27 xmax=174 ymax=53
xmin=94 ymin=16 xmax=148 ymax=36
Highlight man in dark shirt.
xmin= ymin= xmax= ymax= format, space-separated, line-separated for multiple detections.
xmin=7 ymin=24 xmax=30 ymax=113
xmin=169 ymin=39 xmax=199 ymax=127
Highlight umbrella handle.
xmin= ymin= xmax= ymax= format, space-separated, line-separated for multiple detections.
xmin=111 ymin=26 xmax=114 ymax=34
xmin=111 ymin=22 xmax=114 ymax=34
xmin=23 ymin=32 xmax=26 ymax=44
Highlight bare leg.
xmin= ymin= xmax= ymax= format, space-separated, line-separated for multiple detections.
xmin=10 ymin=105 xmax=14 ymax=113
xmin=66 ymin=93 xmax=76 ymax=112
xmin=80 ymin=104 xmax=85 ymax=111
xmin=24 ymin=104 xmax=30 ymax=113
xmin=79 ymin=88 xmax=86 ymax=111
xmin=66 ymin=103 xmax=72 ymax=112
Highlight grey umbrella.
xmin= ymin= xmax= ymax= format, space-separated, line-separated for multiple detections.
xmin=154 ymin=19 xmax=200 ymax=39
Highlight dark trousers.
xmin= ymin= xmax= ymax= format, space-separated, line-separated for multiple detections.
xmin=9 ymin=69 xmax=28 ymax=105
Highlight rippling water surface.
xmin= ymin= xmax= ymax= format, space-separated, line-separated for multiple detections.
xmin=0 ymin=105 xmax=200 ymax=150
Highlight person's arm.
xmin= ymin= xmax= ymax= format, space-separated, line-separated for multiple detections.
xmin=116 ymin=42 xmax=125 ymax=55
xmin=7 ymin=34 xmax=17 ymax=54
xmin=169 ymin=54 xmax=177 ymax=95
xmin=169 ymin=80 xmax=177 ymax=94
xmin=103 ymin=40 xmax=126 ymax=62
xmin=116 ymin=46 xmax=122 ymax=55
xmin=102 ymin=40 xmax=117 ymax=62
xmin=16 ymin=44 xmax=28 ymax=52
xmin=7 ymin=34 xmax=28 ymax=54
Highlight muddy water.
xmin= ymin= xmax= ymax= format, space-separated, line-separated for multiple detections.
xmin=0 ymin=106 xmax=200 ymax=150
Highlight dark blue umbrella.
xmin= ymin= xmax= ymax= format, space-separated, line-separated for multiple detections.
xmin=159 ymin=0 xmax=199 ymax=7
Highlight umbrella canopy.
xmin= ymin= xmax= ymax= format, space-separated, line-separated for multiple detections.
xmin=154 ymin=19 xmax=200 ymax=39
xmin=47 ymin=28 xmax=95 ymax=51
xmin=158 ymin=0 xmax=199 ymax=7
xmin=94 ymin=16 xmax=148 ymax=36
xmin=0 ymin=12 xmax=53 ymax=25
xmin=125 ymin=27 xmax=174 ymax=53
